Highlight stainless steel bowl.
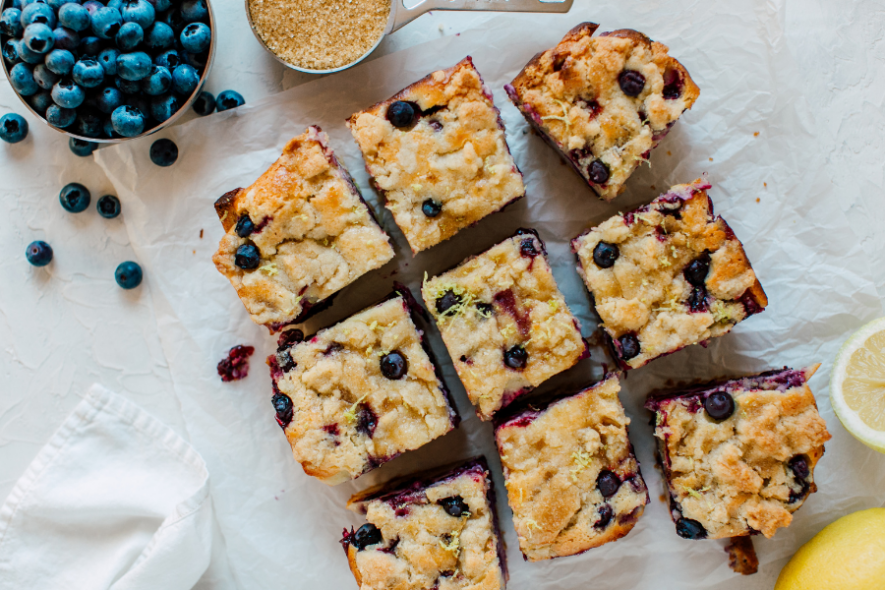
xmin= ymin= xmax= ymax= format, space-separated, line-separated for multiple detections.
xmin=245 ymin=0 xmax=573 ymax=75
xmin=0 ymin=0 xmax=218 ymax=143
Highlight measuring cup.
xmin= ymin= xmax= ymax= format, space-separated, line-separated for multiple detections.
xmin=246 ymin=0 xmax=574 ymax=74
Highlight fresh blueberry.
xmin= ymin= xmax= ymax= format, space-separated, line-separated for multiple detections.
xmin=73 ymin=108 xmax=103 ymax=137
xmin=69 ymin=137 xmax=97 ymax=156
xmin=179 ymin=0 xmax=207 ymax=22
xmin=618 ymin=333 xmax=640 ymax=360
xmin=90 ymin=6 xmax=121 ymax=39
xmin=96 ymin=194 xmax=121 ymax=218
xmin=676 ymin=518 xmax=707 ymax=540
xmin=51 ymin=78 xmax=85 ymax=108
xmin=597 ymin=470 xmax=621 ymax=498
xmin=683 ymin=252 xmax=710 ymax=287
xmin=153 ymin=48 xmax=179 ymax=70
xmin=235 ymin=243 xmax=260 ymax=269
xmin=102 ymin=116 xmax=117 ymax=138
xmin=107 ymin=0 xmax=122 ymax=11
xmin=594 ymin=504 xmax=614 ymax=529
xmin=704 ymin=391 xmax=735 ymax=421
xmin=23 ymin=22 xmax=54 ymax=53
xmin=587 ymin=159 xmax=610 ymax=185
xmin=46 ymin=104 xmax=76 ymax=127
xmin=72 ymin=58 xmax=104 ymax=87
xmin=76 ymin=35 xmax=101 ymax=57
xmin=180 ymin=49 xmax=205 ymax=69
xmin=110 ymin=104 xmax=144 ymax=137
xmin=116 ymin=50 xmax=151 ymax=80
xmin=788 ymin=455 xmax=810 ymax=480
xmin=386 ymin=101 xmax=416 ymax=128
xmin=140 ymin=64 xmax=170 ymax=95
xmin=51 ymin=26 xmax=80 ymax=50
xmin=1 ymin=7 xmax=24 ymax=37
xmin=351 ymin=523 xmax=382 ymax=551
xmin=149 ymin=137 xmax=178 ymax=166
xmin=147 ymin=0 xmax=172 ymax=13
xmin=114 ymin=260 xmax=143 ymax=289
xmin=21 ymin=3 xmax=56 ymax=28
xmin=10 ymin=63 xmax=39 ymax=96
xmin=97 ymin=47 xmax=119 ymax=75
xmin=592 ymin=241 xmax=619 ymax=268
xmin=421 ymin=198 xmax=441 ymax=218
xmin=16 ymin=38 xmax=45 ymax=63
xmin=149 ymin=92 xmax=178 ymax=121
xmin=179 ymin=21 xmax=209 ymax=53
xmin=170 ymin=62 xmax=197 ymax=94
xmin=380 ymin=350 xmax=407 ymax=380
xmin=115 ymin=21 xmax=143 ymax=51
xmin=95 ymin=86 xmax=122 ymax=113
xmin=618 ymin=70 xmax=646 ymax=97
xmin=59 ymin=182 xmax=90 ymax=212
xmin=115 ymin=76 xmax=140 ymax=94
xmin=45 ymin=48 xmax=75 ymax=75
xmin=143 ymin=20 xmax=172 ymax=50
xmin=28 ymin=90 xmax=53 ymax=114
xmin=355 ymin=406 xmax=377 ymax=437
xmin=120 ymin=0 xmax=154 ymax=29
xmin=58 ymin=2 xmax=90 ymax=31
xmin=215 ymin=89 xmax=244 ymax=112
xmin=235 ymin=215 xmax=254 ymax=237
xmin=504 ymin=345 xmax=528 ymax=370
xmin=0 ymin=113 xmax=29 ymax=144
xmin=272 ymin=393 xmax=293 ymax=426
xmin=82 ymin=0 xmax=103 ymax=16
xmin=520 ymin=237 xmax=539 ymax=257
xmin=127 ymin=94 xmax=150 ymax=117
xmin=2 ymin=40 xmax=20 ymax=65
xmin=32 ymin=63 xmax=59 ymax=89
xmin=46 ymin=0 xmax=74 ymax=10
xmin=439 ymin=496 xmax=469 ymax=517
xmin=160 ymin=7 xmax=185 ymax=33
xmin=192 ymin=90 xmax=214 ymax=115
xmin=435 ymin=289 xmax=461 ymax=314
xmin=25 ymin=240 xmax=53 ymax=266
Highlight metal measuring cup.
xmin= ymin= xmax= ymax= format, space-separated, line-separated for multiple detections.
xmin=246 ymin=0 xmax=574 ymax=75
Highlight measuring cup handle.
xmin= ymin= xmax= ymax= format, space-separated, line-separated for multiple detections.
xmin=389 ymin=0 xmax=573 ymax=33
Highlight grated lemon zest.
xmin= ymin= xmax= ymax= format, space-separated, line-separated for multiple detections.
xmin=570 ymin=450 xmax=593 ymax=482
xmin=343 ymin=393 xmax=369 ymax=423
xmin=259 ymin=262 xmax=278 ymax=276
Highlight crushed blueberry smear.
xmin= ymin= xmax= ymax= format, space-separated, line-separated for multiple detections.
xmin=428 ymin=120 xmax=443 ymax=132
xmin=324 ymin=342 xmax=344 ymax=356
xmin=597 ymin=470 xmax=621 ymax=498
xmin=276 ymin=350 xmax=296 ymax=372
xmin=594 ymin=504 xmax=614 ymax=529
xmin=662 ymin=68 xmax=684 ymax=100
xmin=217 ymin=344 xmax=255 ymax=381
xmin=676 ymin=517 xmax=707 ymax=540
xmin=351 ymin=523 xmax=382 ymax=550
xmin=504 ymin=345 xmax=528 ymax=370
xmin=684 ymin=252 xmax=711 ymax=286
xmin=356 ymin=406 xmax=378 ymax=437
xmin=593 ymin=241 xmax=619 ymax=268
xmin=577 ymin=97 xmax=602 ymax=119
xmin=272 ymin=393 xmax=293 ymax=427
xmin=520 ymin=237 xmax=539 ymax=257
xmin=475 ymin=302 xmax=494 ymax=317
xmin=380 ymin=351 xmax=408 ymax=380
xmin=277 ymin=329 xmax=305 ymax=350
xmin=493 ymin=289 xmax=531 ymax=336
xmin=439 ymin=495 xmax=469 ymax=517
xmin=687 ymin=286 xmax=709 ymax=313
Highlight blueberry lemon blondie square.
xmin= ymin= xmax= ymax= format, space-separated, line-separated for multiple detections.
xmin=347 ymin=57 xmax=526 ymax=254
xmin=268 ymin=289 xmax=458 ymax=485
xmin=213 ymin=127 xmax=395 ymax=332
xmin=342 ymin=457 xmax=507 ymax=590
xmin=646 ymin=366 xmax=831 ymax=540
xmin=506 ymin=23 xmax=700 ymax=201
xmin=572 ymin=178 xmax=767 ymax=370
xmin=495 ymin=375 xmax=648 ymax=561
xmin=422 ymin=230 xmax=586 ymax=421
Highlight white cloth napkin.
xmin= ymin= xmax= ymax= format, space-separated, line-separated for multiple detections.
xmin=0 ymin=385 xmax=223 ymax=589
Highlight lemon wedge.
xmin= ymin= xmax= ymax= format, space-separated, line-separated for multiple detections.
xmin=831 ymin=317 xmax=885 ymax=454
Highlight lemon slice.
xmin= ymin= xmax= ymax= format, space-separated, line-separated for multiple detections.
xmin=831 ymin=317 xmax=885 ymax=454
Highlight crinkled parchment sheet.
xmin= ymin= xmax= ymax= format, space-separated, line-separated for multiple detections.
xmin=96 ymin=3 xmax=885 ymax=588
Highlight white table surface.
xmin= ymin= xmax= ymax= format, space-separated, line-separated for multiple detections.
xmin=1 ymin=0 xmax=884 ymax=585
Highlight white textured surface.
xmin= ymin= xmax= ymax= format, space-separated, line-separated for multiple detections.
xmin=2 ymin=0 xmax=885 ymax=588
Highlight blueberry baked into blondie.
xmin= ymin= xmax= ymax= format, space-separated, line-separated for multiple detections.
xmin=572 ymin=178 xmax=767 ymax=370
xmin=342 ymin=457 xmax=507 ymax=590
xmin=422 ymin=229 xmax=586 ymax=421
xmin=646 ymin=366 xmax=831 ymax=540
xmin=347 ymin=57 xmax=526 ymax=254
xmin=213 ymin=127 xmax=395 ymax=332
xmin=506 ymin=23 xmax=700 ymax=201
xmin=268 ymin=289 xmax=458 ymax=485
xmin=495 ymin=375 xmax=648 ymax=561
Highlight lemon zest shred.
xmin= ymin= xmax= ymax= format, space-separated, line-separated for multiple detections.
xmin=343 ymin=393 xmax=369 ymax=423
xmin=259 ymin=262 xmax=278 ymax=276
xmin=540 ymin=99 xmax=572 ymax=135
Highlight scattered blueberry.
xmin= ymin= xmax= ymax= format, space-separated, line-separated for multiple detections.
xmin=149 ymin=93 xmax=178 ymax=121
xmin=519 ymin=237 xmax=539 ymax=257
xmin=23 ymin=22 xmax=54 ymax=53
xmin=149 ymin=137 xmax=177 ymax=165
xmin=153 ymin=48 xmax=179 ymax=70
xmin=675 ymin=518 xmax=707 ymax=540
xmin=97 ymin=47 xmax=119 ymax=75
xmin=215 ymin=89 xmax=244 ymax=111
xmin=74 ymin=107 xmax=103 ymax=136
xmin=2 ymin=39 xmax=19 ymax=64
xmin=439 ymin=496 xmax=469 ymax=517
xmin=170 ymin=62 xmax=197 ymax=94
xmin=597 ymin=470 xmax=621 ymax=498
xmin=148 ymin=0 xmax=172 ymax=13
xmin=179 ymin=20 xmax=208 ymax=53
xmin=618 ymin=333 xmax=640 ymax=360
xmin=16 ymin=37 xmax=45 ymax=63
xmin=143 ymin=20 xmax=172 ymax=50
xmin=180 ymin=0 xmax=207 ymax=22
xmin=120 ymin=0 xmax=155 ymax=29
xmin=69 ymin=137 xmax=97 ymax=156
xmin=1 ymin=7 xmax=24 ymax=38
xmin=386 ymin=100 xmax=416 ymax=128
xmin=141 ymin=64 xmax=170 ymax=94
xmin=788 ymin=455 xmax=810 ymax=480
xmin=272 ymin=392 xmax=293 ymax=426
xmin=46 ymin=103 xmax=76 ymax=127
xmin=192 ymin=90 xmax=214 ymax=115
xmin=45 ymin=48 xmax=74 ymax=75
xmin=116 ymin=50 xmax=152 ymax=80
xmin=115 ymin=75 xmax=140 ymax=93
xmin=96 ymin=86 xmax=122 ymax=113
xmin=96 ymin=194 xmax=121 ymax=218
xmin=10 ymin=62 xmax=39 ymax=96
xmin=110 ymin=104 xmax=144 ymax=136
xmin=32 ymin=65 xmax=59 ymax=92
xmin=59 ymin=182 xmax=90 ymax=212
xmin=58 ymin=2 xmax=90 ymax=32
xmin=594 ymin=504 xmax=614 ymax=529
xmin=592 ymin=241 xmax=619 ymax=268
xmin=380 ymin=350 xmax=407 ymax=380
xmin=684 ymin=252 xmax=710 ymax=287
xmin=51 ymin=77 xmax=85 ymax=108
xmin=114 ymin=260 xmax=142 ymax=289
xmin=91 ymin=6 xmax=122 ymax=39
xmin=435 ymin=289 xmax=461 ymax=314
xmin=704 ymin=391 xmax=735 ymax=421
xmin=235 ymin=214 xmax=254 ymax=237
xmin=115 ymin=21 xmax=143 ymax=51
xmin=587 ymin=159 xmax=610 ymax=185
xmin=180 ymin=48 xmax=205 ymax=68
xmin=421 ymin=198 xmax=441 ymax=218
xmin=504 ymin=345 xmax=528 ymax=370
xmin=51 ymin=26 xmax=80 ymax=50
xmin=0 ymin=113 xmax=29 ymax=143
xmin=235 ymin=243 xmax=260 ymax=269
xmin=161 ymin=7 xmax=185 ymax=32
xmin=21 ymin=3 xmax=56 ymax=28
xmin=28 ymin=90 xmax=53 ymax=114
xmin=25 ymin=240 xmax=53 ymax=266
xmin=77 ymin=35 xmax=102 ymax=56
xmin=72 ymin=58 xmax=105 ymax=88
xmin=351 ymin=523 xmax=382 ymax=550
xmin=618 ymin=70 xmax=646 ymax=97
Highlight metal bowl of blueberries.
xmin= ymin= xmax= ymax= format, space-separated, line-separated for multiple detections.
xmin=0 ymin=0 xmax=225 ymax=143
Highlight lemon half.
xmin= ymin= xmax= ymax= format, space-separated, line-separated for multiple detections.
xmin=831 ymin=317 xmax=885 ymax=454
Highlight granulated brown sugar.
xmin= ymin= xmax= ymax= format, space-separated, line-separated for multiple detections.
xmin=249 ymin=0 xmax=390 ymax=71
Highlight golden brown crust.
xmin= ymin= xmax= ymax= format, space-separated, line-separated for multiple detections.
xmin=212 ymin=127 xmax=394 ymax=331
xmin=495 ymin=376 xmax=647 ymax=561
xmin=725 ymin=536 xmax=759 ymax=575
xmin=508 ymin=23 xmax=700 ymax=201
xmin=348 ymin=57 xmax=525 ymax=253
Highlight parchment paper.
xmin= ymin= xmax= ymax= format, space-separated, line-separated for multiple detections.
xmin=95 ymin=3 xmax=885 ymax=588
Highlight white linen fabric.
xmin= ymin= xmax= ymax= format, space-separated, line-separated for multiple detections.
xmin=0 ymin=385 xmax=218 ymax=590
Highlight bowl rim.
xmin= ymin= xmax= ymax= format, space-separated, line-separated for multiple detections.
xmin=0 ymin=0 xmax=218 ymax=144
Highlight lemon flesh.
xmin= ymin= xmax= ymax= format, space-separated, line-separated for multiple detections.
xmin=775 ymin=508 xmax=885 ymax=590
